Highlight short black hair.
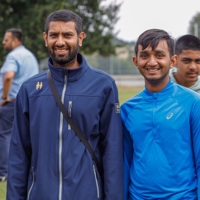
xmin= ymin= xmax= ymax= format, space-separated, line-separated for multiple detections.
xmin=45 ymin=10 xmax=82 ymax=35
xmin=6 ymin=28 xmax=23 ymax=42
xmin=135 ymin=29 xmax=175 ymax=57
xmin=175 ymin=34 xmax=200 ymax=55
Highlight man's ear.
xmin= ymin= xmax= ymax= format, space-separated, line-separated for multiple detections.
xmin=170 ymin=55 xmax=177 ymax=69
xmin=78 ymin=32 xmax=85 ymax=47
xmin=13 ymin=37 xmax=21 ymax=47
xmin=133 ymin=56 xmax=138 ymax=69
xmin=43 ymin=32 xmax=48 ymax=47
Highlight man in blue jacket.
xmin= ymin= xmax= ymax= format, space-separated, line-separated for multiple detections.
xmin=121 ymin=29 xmax=200 ymax=199
xmin=6 ymin=10 xmax=123 ymax=200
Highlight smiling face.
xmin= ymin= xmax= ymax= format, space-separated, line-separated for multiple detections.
xmin=43 ymin=21 xmax=85 ymax=69
xmin=133 ymin=39 xmax=177 ymax=92
xmin=174 ymin=50 xmax=200 ymax=87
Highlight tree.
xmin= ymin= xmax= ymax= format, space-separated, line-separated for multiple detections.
xmin=0 ymin=0 xmax=121 ymax=66
xmin=189 ymin=12 xmax=200 ymax=38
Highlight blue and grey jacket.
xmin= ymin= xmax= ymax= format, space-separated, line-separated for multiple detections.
xmin=7 ymin=53 xmax=124 ymax=200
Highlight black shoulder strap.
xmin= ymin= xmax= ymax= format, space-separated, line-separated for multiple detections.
xmin=47 ymin=70 xmax=103 ymax=178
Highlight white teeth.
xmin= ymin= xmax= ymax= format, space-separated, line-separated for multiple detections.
xmin=57 ymin=50 xmax=66 ymax=52
xmin=149 ymin=69 xmax=157 ymax=71
xmin=147 ymin=68 xmax=159 ymax=71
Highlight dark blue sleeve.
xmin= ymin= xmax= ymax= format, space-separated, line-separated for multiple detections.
xmin=6 ymin=85 xmax=31 ymax=200
xmin=100 ymin=80 xmax=124 ymax=200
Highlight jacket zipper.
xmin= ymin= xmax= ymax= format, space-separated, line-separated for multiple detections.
xmin=68 ymin=101 xmax=72 ymax=130
xmin=27 ymin=167 xmax=34 ymax=200
xmin=93 ymin=165 xmax=100 ymax=198
xmin=59 ymin=74 xmax=67 ymax=200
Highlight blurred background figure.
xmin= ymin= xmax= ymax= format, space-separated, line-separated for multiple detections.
xmin=0 ymin=28 xmax=39 ymax=181
xmin=170 ymin=34 xmax=200 ymax=93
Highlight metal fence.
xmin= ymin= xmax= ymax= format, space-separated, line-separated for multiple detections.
xmin=39 ymin=55 xmax=140 ymax=75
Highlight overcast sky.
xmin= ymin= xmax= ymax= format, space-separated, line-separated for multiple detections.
xmin=109 ymin=0 xmax=200 ymax=42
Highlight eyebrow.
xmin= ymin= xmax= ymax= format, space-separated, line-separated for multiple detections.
xmin=182 ymin=57 xmax=200 ymax=60
xmin=139 ymin=50 xmax=165 ymax=54
xmin=48 ymin=31 xmax=74 ymax=35
xmin=181 ymin=57 xmax=191 ymax=59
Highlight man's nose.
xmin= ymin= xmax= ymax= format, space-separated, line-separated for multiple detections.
xmin=56 ymin=36 xmax=65 ymax=46
xmin=147 ymin=56 xmax=158 ymax=66
xmin=189 ymin=61 xmax=197 ymax=70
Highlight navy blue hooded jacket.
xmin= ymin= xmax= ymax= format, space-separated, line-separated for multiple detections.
xmin=6 ymin=53 xmax=124 ymax=200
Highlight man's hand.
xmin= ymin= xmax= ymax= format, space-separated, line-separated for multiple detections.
xmin=0 ymin=97 xmax=13 ymax=107
xmin=1 ymin=71 xmax=15 ymax=107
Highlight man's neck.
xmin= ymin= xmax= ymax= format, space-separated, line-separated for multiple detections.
xmin=145 ymin=76 xmax=170 ymax=93
xmin=12 ymin=43 xmax=22 ymax=50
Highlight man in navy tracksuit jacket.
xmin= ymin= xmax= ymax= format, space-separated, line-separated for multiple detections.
xmin=6 ymin=10 xmax=123 ymax=200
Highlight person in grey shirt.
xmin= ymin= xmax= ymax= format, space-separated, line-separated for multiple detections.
xmin=169 ymin=34 xmax=200 ymax=93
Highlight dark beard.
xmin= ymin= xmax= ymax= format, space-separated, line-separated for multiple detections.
xmin=48 ymin=43 xmax=79 ymax=66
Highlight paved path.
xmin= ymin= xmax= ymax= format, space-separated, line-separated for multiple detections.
xmin=112 ymin=75 xmax=144 ymax=87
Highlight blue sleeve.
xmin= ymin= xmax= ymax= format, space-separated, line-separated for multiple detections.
xmin=191 ymin=97 xmax=200 ymax=199
xmin=6 ymin=85 xmax=31 ymax=200
xmin=121 ymin=104 xmax=133 ymax=200
xmin=100 ymin=80 xmax=124 ymax=200
xmin=1 ymin=55 xmax=18 ymax=73
xmin=123 ymin=126 xmax=133 ymax=200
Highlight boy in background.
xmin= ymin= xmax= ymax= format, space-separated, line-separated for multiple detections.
xmin=170 ymin=34 xmax=200 ymax=93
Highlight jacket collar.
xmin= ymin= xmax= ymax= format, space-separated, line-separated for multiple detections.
xmin=48 ymin=53 xmax=88 ymax=83
xmin=143 ymin=78 xmax=175 ymax=101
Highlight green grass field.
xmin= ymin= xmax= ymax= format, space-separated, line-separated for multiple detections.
xmin=0 ymin=86 xmax=143 ymax=200
xmin=118 ymin=86 xmax=143 ymax=104
xmin=0 ymin=181 xmax=7 ymax=200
